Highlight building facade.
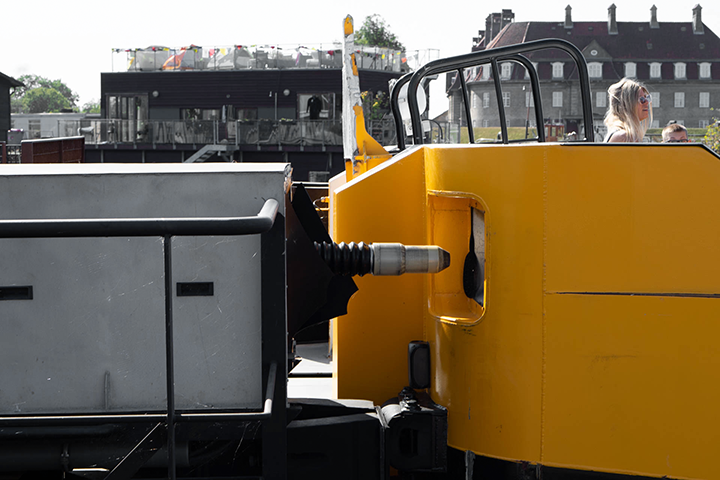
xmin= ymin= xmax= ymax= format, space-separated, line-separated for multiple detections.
xmin=0 ymin=72 xmax=23 ymax=143
xmin=457 ymin=4 xmax=720 ymax=140
xmin=85 ymin=44 xmax=407 ymax=179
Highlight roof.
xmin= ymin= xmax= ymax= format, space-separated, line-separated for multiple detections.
xmin=486 ymin=21 xmax=720 ymax=61
xmin=0 ymin=71 xmax=23 ymax=88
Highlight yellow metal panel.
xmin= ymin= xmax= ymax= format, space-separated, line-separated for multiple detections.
xmin=334 ymin=141 xmax=720 ymax=477
xmin=423 ymin=144 xmax=546 ymax=462
xmin=543 ymin=293 xmax=720 ymax=479
xmin=332 ymin=148 xmax=428 ymax=403
xmin=545 ymin=145 xmax=720 ymax=294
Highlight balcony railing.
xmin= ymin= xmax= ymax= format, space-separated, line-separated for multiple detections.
xmin=111 ymin=44 xmax=418 ymax=73
xmin=58 ymin=119 xmax=402 ymax=149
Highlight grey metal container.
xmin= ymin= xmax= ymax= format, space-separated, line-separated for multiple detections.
xmin=0 ymin=163 xmax=289 ymax=415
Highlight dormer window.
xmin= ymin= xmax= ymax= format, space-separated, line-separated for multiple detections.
xmin=481 ymin=66 xmax=490 ymax=81
xmin=649 ymin=62 xmax=662 ymax=79
xmin=501 ymin=63 xmax=513 ymax=80
xmin=624 ymin=62 xmax=636 ymax=78
xmin=699 ymin=62 xmax=711 ymax=79
xmin=552 ymin=62 xmax=564 ymax=79
xmin=587 ymin=62 xmax=602 ymax=79
xmin=674 ymin=62 xmax=686 ymax=79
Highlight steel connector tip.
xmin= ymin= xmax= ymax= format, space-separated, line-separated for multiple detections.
xmin=372 ymin=243 xmax=451 ymax=276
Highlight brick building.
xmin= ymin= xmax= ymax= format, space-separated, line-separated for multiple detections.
xmin=456 ymin=4 xmax=720 ymax=140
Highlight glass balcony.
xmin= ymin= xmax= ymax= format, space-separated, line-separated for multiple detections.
xmin=58 ymin=118 xmax=401 ymax=148
xmin=112 ymin=44 xmax=415 ymax=73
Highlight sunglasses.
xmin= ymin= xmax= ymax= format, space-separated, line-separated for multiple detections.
xmin=638 ymin=95 xmax=652 ymax=105
xmin=666 ymin=138 xmax=689 ymax=143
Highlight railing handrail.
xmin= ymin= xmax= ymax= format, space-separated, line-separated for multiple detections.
xmin=391 ymin=38 xmax=594 ymax=149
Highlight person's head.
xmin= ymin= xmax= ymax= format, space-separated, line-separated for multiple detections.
xmin=662 ymin=123 xmax=689 ymax=143
xmin=604 ymin=77 xmax=653 ymax=142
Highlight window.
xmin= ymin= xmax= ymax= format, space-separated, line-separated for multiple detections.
xmin=624 ymin=62 xmax=637 ymax=78
xmin=299 ymin=93 xmax=335 ymax=119
xmin=481 ymin=66 xmax=490 ymax=81
xmin=699 ymin=62 xmax=711 ymax=79
xmin=596 ymin=91 xmax=607 ymax=108
xmin=674 ymin=92 xmax=685 ymax=108
xmin=699 ymin=92 xmax=710 ymax=108
xmin=650 ymin=62 xmax=662 ymax=79
xmin=28 ymin=120 xmax=41 ymax=139
xmin=674 ymin=62 xmax=686 ymax=79
xmin=553 ymin=91 xmax=563 ymax=107
xmin=525 ymin=91 xmax=534 ymax=108
xmin=653 ymin=92 xmax=660 ymax=108
xmin=482 ymin=92 xmax=490 ymax=108
xmin=552 ymin=62 xmax=564 ymax=79
xmin=651 ymin=120 xmax=660 ymax=129
xmin=502 ymin=92 xmax=511 ymax=107
xmin=501 ymin=63 xmax=512 ymax=80
xmin=471 ymin=92 xmax=478 ymax=110
xmin=482 ymin=119 xmax=490 ymax=128
xmin=700 ymin=119 xmax=709 ymax=128
xmin=588 ymin=62 xmax=603 ymax=79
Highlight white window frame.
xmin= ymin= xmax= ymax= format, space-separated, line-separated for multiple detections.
xmin=596 ymin=91 xmax=606 ymax=108
xmin=482 ymin=119 xmax=490 ymax=128
xmin=588 ymin=62 xmax=602 ymax=79
xmin=674 ymin=62 xmax=686 ymax=80
xmin=699 ymin=92 xmax=710 ymax=108
xmin=650 ymin=62 xmax=662 ymax=79
xmin=699 ymin=62 xmax=711 ymax=79
xmin=481 ymin=66 xmax=490 ymax=81
xmin=525 ymin=91 xmax=534 ymax=108
xmin=502 ymin=92 xmax=511 ymax=107
xmin=674 ymin=92 xmax=685 ymax=108
xmin=501 ymin=63 xmax=512 ymax=80
xmin=482 ymin=92 xmax=490 ymax=108
xmin=700 ymin=119 xmax=709 ymax=128
xmin=624 ymin=62 xmax=637 ymax=78
xmin=552 ymin=62 xmax=564 ymax=79
xmin=552 ymin=91 xmax=563 ymax=107
xmin=653 ymin=92 xmax=660 ymax=108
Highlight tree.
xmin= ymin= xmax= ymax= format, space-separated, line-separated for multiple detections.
xmin=81 ymin=100 xmax=101 ymax=114
xmin=12 ymin=75 xmax=79 ymax=113
xmin=22 ymin=87 xmax=71 ymax=113
xmin=704 ymin=118 xmax=720 ymax=153
xmin=356 ymin=14 xmax=404 ymax=51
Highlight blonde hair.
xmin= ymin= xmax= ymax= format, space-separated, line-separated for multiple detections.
xmin=604 ymin=78 xmax=653 ymax=142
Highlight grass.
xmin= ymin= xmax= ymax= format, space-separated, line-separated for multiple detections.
xmin=459 ymin=127 xmax=540 ymax=143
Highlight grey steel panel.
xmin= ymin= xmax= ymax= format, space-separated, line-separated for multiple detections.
xmin=0 ymin=237 xmax=166 ymax=414
xmin=0 ymin=163 xmax=288 ymax=415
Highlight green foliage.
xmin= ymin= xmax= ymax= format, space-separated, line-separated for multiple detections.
xmin=12 ymin=74 xmax=79 ymax=113
xmin=704 ymin=119 xmax=720 ymax=153
xmin=356 ymin=14 xmax=404 ymax=51
xmin=81 ymin=100 xmax=101 ymax=114
xmin=361 ymin=90 xmax=389 ymax=121
xmin=22 ymin=87 xmax=71 ymax=113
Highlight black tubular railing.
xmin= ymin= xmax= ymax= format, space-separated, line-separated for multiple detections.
xmin=0 ymin=198 xmax=280 ymax=480
xmin=390 ymin=38 xmax=594 ymax=149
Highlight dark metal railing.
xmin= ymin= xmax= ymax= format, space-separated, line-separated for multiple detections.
xmin=391 ymin=38 xmax=594 ymax=150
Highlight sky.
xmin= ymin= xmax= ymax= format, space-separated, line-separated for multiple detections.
xmin=2 ymin=0 xmax=718 ymax=108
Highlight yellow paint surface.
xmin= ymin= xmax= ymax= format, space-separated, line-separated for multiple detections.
xmin=333 ymin=143 xmax=720 ymax=479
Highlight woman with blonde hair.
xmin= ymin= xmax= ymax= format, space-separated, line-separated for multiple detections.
xmin=604 ymin=77 xmax=653 ymax=142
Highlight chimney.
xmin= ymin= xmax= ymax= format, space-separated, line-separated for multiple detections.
xmin=693 ymin=4 xmax=704 ymax=35
xmin=565 ymin=5 xmax=573 ymax=29
xmin=608 ymin=4 xmax=618 ymax=35
xmin=650 ymin=5 xmax=659 ymax=29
